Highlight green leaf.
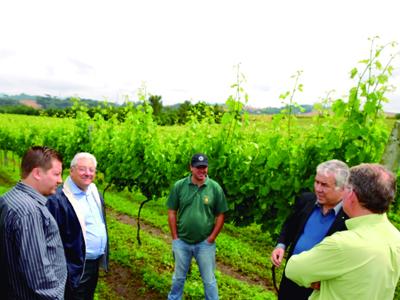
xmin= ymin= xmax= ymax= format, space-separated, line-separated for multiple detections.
xmin=377 ymin=74 xmax=388 ymax=84
xmin=348 ymin=87 xmax=359 ymax=104
xmin=279 ymin=91 xmax=290 ymax=100
xmin=350 ymin=68 xmax=358 ymax=79
xmin=332 ymin=99 xmax=346 ymax=116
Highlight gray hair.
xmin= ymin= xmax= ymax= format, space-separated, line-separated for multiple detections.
xmin=70 ymin=152 xmax=97 ymax=168
xmin=348 ymin=163 xmax=396 ymax=213
xmin=316 ymin=159 xmax=350 ymax=189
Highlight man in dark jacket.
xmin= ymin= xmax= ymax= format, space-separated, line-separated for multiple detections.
xmin=270 ymin=159 xmax=349 ymax=300
xmin=47 ymin=152 xmax=109 ymax=300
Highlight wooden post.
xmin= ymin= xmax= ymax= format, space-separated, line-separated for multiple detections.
xmin=380 ymin=120 xmax=400 ymax=173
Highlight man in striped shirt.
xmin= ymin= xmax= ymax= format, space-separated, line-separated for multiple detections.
xmin=0 ymin=146 xmax=67 ymax=299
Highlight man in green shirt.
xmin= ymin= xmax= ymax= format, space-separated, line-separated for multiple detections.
xmin=167 ymin=153 xmax=228 ymax=300
xmin=286 ymin=163 xmax=400 ymax=300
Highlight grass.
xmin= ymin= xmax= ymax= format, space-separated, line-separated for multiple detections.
xmin=94 ymin=279 xmax=123 ymax=300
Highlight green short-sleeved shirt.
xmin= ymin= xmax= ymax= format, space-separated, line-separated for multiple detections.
xmin=286 ymin=213 xmax=400 ymax=300
xmin=167 ymin=175 xmax=228 ymax=244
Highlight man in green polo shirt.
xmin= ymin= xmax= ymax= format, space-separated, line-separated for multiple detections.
xmin=286 ymin=163 xmax=400 ymax=300
xmin=167 ymin=153 xmax=228 ymax=300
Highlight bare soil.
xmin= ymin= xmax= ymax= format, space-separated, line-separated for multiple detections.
xmin=99 ymin=260 xmax=165 ymax=300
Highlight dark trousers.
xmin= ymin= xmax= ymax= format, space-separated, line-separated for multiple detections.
xmin=65 ymin=258 xmax=100 ymax=300
xmin=278 ymin=271 xmax=313 ymax=300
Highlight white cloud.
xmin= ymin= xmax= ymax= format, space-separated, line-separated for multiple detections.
xmin=0 ymin=0 xmax=399 ymax=111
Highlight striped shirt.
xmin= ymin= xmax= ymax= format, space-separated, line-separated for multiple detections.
xmin=0 ymin=182 xmax=67 ymax=299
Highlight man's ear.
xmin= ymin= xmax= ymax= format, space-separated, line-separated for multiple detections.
xmin=31 ymin=167 xmax=42 ymax=181
xmin=349 ymin=191 xmax=358 ymax=207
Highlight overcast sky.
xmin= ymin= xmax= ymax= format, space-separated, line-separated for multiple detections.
xmin=1 ymin=0 xmax=400 ymax=112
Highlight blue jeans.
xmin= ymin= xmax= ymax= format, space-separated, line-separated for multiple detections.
xmin=168 ymin=239 xmax=218 ymax=300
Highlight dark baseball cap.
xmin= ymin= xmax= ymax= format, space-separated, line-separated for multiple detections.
xmin=191 ymin=153 xmax=208 ymax=167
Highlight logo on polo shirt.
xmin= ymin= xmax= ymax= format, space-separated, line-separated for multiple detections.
xmin=203 ymin=195 xmax=209 ymax=205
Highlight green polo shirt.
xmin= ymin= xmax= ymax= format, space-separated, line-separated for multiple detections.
xmin=167 ymin=175 xmax=228 ymax=244
xmin=286 ymin=213 xmax=400 ymax=300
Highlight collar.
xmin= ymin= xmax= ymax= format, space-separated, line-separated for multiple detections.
xmin=345 ymin=213 xmax=387 ymax=230
xmin=315 ymin=200 xmax=343 ymax=216
xmin=187 ymin=175 xmax=209 ymax=186
xmin=16 ymin=181 xmax=47 ymax=205
xmin=66 ymin=176 xmax=87 ymax=196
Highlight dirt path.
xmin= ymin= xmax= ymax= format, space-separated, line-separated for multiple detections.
xmin=107 ymin=208 xmax=276 ymax=292
xmin=100 ymin=260 xmax=165 ymax=300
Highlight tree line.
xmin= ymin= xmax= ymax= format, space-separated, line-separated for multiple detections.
xmin=0 ymin=93 xmax=317 ymax=125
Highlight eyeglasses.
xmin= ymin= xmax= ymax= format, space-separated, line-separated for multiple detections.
xmin=74 ymin=166 xmax=96 ymax=174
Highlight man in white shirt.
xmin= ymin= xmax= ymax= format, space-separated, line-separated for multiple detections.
xmin=47 ymin=152 xmax=109 ymax=300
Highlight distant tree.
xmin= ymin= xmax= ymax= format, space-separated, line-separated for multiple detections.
xmin=190 ymin=101 xmax=214 ymax=122
xmin=213 ymin=104 xmax=224 ymax=123
xmin=148 ymin=95 xmax=163 ymax=116
xmin=0 ymin=105 xmax=39 ymax=115
xmin=177 ymin=100 xmax=192 ymax=124
xmin=260 ymin=107 xmax=282 ymax=114
xmin=0 ymin=98 xmax=17 ymax=106
xmin=156 ymin=107 xmax=177 ymax=125
xmin=36 ymin=95 xmax=66 ymax=109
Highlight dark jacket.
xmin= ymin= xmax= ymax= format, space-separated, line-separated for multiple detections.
xmin=46 ymin=181 xmax=109 ymax=290
xmin=276 ymin=192 xmax=348 ymax=300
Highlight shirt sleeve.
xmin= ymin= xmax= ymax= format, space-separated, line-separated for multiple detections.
xmin=167 ymin=183 xmax=179 ymax=210
xmin=285 ymin=234 xmax=346 ymax=287
xmin=14 ymin=212 xmax=63 ymax=298
xmin=214 ymin=184 xmax=228 ymax=214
